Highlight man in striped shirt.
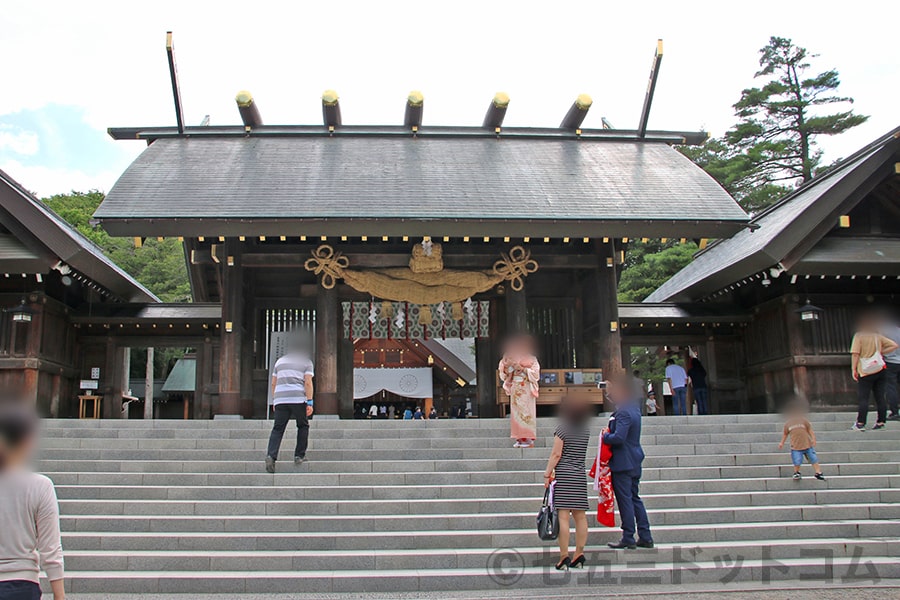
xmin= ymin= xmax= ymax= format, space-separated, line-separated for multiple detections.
xmin=265 ymin=337 xmax=315 ymax=473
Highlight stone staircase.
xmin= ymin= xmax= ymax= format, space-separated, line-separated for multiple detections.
xmin=38 ymin=413 xmax=900 ymax=596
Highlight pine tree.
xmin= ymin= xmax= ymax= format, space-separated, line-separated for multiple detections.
xmin=681 ymin=37 xmax=867 ymax=213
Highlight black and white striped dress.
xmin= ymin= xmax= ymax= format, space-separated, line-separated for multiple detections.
xmin=552 ymin=423 xmax=590 ymax=510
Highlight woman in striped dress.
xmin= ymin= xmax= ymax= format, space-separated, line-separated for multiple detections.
xmin=543 ymin=395 xmax=591 ymax=570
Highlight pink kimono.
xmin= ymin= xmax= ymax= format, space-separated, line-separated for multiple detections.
xmin=499 ymin=355 xmax=540 ymax=441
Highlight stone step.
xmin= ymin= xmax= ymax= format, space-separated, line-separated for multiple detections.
xmin=59 ymin=537 xmax=900 ymax=572
xmin=51 ymin=554 xmax=900 ymax=595
xmin=53 ymin=482 xmax=898 ymax=505
xmin=37 ymin=423 xmax=894 ymax=442
xmin=34 ymin=445 xmax=900 ymax=466
xmin=35 ymin=458 xmax=900 ymax=479
xmin=58 ymin=519 xmax=900 ymax=551
xmin=43 ymin=471 xmax=900 ymax=491
xmin=58 ymin=503 xmax=900 ymax=533
xmin=42 ymin=412 xmax=855 ymax=428
xmin=56 ymin=487 xmax=900 ymax=515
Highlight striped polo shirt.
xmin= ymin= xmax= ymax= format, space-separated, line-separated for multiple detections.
xmin=272 ymin=353 xmax=314 ymax=406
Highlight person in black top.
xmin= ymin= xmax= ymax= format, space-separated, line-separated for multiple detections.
xmin=688 ymin=358 xmax=709 ymax=415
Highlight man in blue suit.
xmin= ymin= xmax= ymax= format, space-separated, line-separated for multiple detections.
xmin=602 ymin=375 xmax=654 ymax=549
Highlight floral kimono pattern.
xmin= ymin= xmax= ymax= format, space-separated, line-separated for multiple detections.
xmin=588 ymin=433 xmax=616 ymax=527
xmin=499 ymin=355 xmax=540 ymax=441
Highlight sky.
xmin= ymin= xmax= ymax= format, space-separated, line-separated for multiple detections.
xmin=0 ymin=1 xmax=896 ymax=198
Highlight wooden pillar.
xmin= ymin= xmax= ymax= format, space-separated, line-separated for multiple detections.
xmin=785 ymin=298 xmax=810 ymax=408
xmin=197 ymin=337 xmax=213 ymax=419
xmin=121 ymin=347 xmax=131 ymax=418
xmin=144 ymin=347 xmax=154 ymax=419
xmin=338 ymin=337 xmax=354 ymax=418
xmin=49 ymin=373 xmax=61 ymax=418
xmin=505 ymin=288 xmax=527 ymax=335
xmin=594 ymin=243 xmax=623 ymax=377
xmin=315 ymin=282 xmax=338 ymax=415
xmin=22 ymin=302 xmax=42 ymax=407
xmin=218 ymin=239 xmax=243 ymax=415
xmin=103 ymin=339 xmax=125 ymax=419
xmin=475 ymin=337 xmax=496 ymax=418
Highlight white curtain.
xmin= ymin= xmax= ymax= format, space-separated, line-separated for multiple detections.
xmin=353 ymin=368 xmax=433 ymax=400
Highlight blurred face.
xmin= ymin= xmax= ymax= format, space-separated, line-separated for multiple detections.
xmin=606 ymin=380 xmax=627 ymax=406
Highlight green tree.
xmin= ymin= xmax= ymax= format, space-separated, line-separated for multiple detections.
xmin=618 ymin=240 xmax=698 ymax=303
xmin=681 ymin=36 xmax=867 ymax=213
xmin=43 ymin=191 xmax=191 ymax=302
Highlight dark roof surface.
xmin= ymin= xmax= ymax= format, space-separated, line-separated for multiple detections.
xmin=646 ymin=127 xmax=900 ymax=302
xmin=96 ymin=135 xmax=747 ymax=237
xmin=0 ymin=169 xmax=157 ymax=303
xmin=71 ymin=303 xmax=220 ymax=322
xmin=162 ymin=356 xmax=196 ymax=393
xmin=793 ymin=238 xmax=900 ymax=276
xmin=619 ymin=303 xmax=749 ymax=322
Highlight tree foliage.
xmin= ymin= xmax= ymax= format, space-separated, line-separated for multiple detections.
xmin=618 ymin=240 xmax=698 ymax=303
xmin=43 ymin=190 xmax=191 ymax=303
xmin=680 ymin=36 xmax=867 ymax=213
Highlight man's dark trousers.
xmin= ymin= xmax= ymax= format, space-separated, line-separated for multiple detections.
xmin=885 ymin=362 xmax=900 ymax=415
xmin=611 ymin=468 xmax=652 ymax=545
xmin=267 ymin=403 xmax=309 ymax=460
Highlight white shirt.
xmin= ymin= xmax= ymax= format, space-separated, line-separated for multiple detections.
xmin=272 ymin=353 xmax=314 ymax=406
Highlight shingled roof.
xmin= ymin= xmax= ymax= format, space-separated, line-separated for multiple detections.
xmin=95 ymin=129 xmax=748 ymax=238
xmin=646 ymin=126 xmax=900 ymax=303
xmin=0 ymin=169 xmax=158 ymax=303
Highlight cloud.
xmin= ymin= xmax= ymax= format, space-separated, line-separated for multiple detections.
xmin=0 ymin=159 xmax=121 ymax=198
xmin=0 ymin=126 xmax=39 ymax=156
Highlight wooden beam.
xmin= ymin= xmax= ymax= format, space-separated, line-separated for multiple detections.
xmin=165 ymin=32 xmax=185 ymax=135
xmin=238 ymin=252 xmax=601 ymax=270
xmin=638 ymin=40 xmax=664 ymax=138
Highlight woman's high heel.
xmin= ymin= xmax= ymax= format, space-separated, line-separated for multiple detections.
xmin=555 ymin=556 xmax=571 ymax=571
xmin=570 ymin=554 xmax=586 ymax=569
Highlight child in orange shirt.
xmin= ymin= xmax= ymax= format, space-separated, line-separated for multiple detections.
xmin=778 ymin=401 xmax=825 ymax=481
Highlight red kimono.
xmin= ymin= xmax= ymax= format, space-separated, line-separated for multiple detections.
xmin=587 ymin=434 xmax=616 ymax=527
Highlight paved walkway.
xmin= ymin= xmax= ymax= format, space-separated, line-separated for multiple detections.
xmin=69 ymin=583 xmax=900 ymax=600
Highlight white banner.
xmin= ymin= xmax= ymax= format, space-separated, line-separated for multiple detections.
xmin=353 ymin=368 xmax=433 ymax=400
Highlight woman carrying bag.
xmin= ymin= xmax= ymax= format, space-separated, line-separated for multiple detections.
xmin=850 ymin=312 xmax=899 ymax=431
xmin=542 ymin=395 xmax=591 ymax=571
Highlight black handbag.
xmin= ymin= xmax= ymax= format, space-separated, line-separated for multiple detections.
xmin=536 ymin=484 xmax=559 ymax=541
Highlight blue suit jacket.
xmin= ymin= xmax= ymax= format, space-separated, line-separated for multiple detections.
xmin=602 ymin=402 xmax=645 ymax=473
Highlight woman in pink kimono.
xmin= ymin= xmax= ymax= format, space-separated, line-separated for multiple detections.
xmin=499 ymin=334 xmax=541 ymax=448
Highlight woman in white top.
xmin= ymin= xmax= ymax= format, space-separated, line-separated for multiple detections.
xmin=0 ymin=404 xmax=64 ymax=600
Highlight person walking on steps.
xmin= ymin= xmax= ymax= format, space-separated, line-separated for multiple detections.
xmin=543 ymin=395 xmax=592 ymax=571
xmin=849 ymin=312 xmax=898 ymax=431
xmin=778 ymin=400 xmax=825 ymax=481
xmin=603 ymin=374 xmax=653 ymax=550
xmin=266 ymin=334 xmax=315 ymax=473
xmin=0 ymin=403 xmax=65 ymax=600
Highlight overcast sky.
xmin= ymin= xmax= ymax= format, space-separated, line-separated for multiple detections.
xmin=0 ymin=1 xmax=896 ymax=197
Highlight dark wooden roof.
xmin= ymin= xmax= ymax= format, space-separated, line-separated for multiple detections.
xmin=95 ymin=132 xmax=748 ymax=238
xmin=71 ymin=302 xmax=220 ymax=323
xmin=647 ymin=127 xmax=900 ymax=302
xmin=0 ymin=169 xmax=158 ymax=303
xmin=619 ymin=303 xmax=749 ymax=322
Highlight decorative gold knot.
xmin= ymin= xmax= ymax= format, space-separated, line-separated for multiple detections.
xmin=304 ymin=245 xmax=349 ymax=289
xmin=493 ymin=245 xmax=539 ymax=291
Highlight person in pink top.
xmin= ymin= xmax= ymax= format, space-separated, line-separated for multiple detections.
xmin=0 ymin=404 xmax=65 ymax=600
xmin=499 ymin=334 xmax=541 ymax=448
